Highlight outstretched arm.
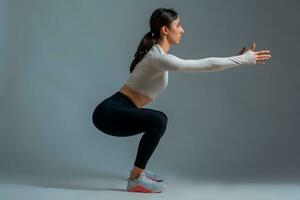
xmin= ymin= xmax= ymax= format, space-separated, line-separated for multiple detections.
xmin=150 ymin=43 xmax=271 ymax=72
xmin=150 ymin=51 xmax=255 ymax=72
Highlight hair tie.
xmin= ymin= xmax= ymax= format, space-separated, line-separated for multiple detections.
xmin=150 ymin=31 xmax=155 ymax=37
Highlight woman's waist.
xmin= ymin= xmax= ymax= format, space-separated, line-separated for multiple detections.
xmin=118 ymin=85 xmax=152 ymax=108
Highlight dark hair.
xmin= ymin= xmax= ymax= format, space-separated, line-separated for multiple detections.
xmin=129 ymin=8 xmax=178 ymax=73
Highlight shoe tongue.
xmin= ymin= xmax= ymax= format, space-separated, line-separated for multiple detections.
xmin=138 ymin=171 xmax=146 ymax=179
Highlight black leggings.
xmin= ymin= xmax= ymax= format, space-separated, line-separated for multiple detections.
xmin=92 ymin=91 xmax=168 ymax=169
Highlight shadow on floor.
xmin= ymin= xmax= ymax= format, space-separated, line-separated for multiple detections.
xmin=1 ymin=170 xmax=131 ymax=192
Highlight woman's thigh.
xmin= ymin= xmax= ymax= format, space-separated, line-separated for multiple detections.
xmin=93 ymin=103 xmax=167 ymax=137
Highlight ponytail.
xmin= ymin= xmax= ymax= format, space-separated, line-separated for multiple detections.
xmin=129 ymin=31 xmax=157 ymax=73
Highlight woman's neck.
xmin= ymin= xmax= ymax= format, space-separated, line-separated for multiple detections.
xmin=156 ymin=40 xmax=170 ymax=54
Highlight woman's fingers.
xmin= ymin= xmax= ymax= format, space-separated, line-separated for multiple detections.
xmin=256 ymin=58 xmax=268 ymax=64
xmin=250 ymin=42 xmax=256 ymax=51
xmin=256 ymin=55 xmax=271 ymax=59
xmin=255 ymin=54 xmax=271 ymax=64
xmin=256 ymin=57 xmax=270 ymax=62
xmin=256 ymin=50 xmax=270 ymax=55
xmin=253 ymin=49 xmax=272 ymax=64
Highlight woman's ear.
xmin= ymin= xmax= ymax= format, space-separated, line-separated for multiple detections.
xmin=161 ymin=26 xmax=169 ymax=36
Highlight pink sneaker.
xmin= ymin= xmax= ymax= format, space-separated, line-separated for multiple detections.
xmin=127 ymin=171 xmax=166 ymax=193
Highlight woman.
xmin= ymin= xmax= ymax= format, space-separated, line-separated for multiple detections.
xmin=92 ymin=8 xmax=271 ymax=193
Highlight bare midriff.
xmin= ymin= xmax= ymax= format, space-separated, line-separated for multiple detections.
xmin=118 ymin=84 xmax=153 ymax=108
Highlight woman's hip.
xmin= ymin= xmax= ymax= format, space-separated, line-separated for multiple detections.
xmin=92 ymin=92 xmax=138 ymax=135
xmin=92 ymin=91 xmax=168 ymax=136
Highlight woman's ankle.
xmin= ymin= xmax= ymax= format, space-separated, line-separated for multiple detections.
xmin=130 ymin=166 xmax=144 ymax=179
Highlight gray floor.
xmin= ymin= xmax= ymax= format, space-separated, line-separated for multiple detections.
xmin=1 ymin=171 xmax=300 ymax=200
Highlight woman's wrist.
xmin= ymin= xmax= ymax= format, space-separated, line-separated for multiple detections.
xmin=241 ymin=51 xmax=256 ymax=65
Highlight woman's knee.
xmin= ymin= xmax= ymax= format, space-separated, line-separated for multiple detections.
xmin=157 ymin=110 xmax=168 ymax=122
xmin=149 ymin=111 xmax=168 ymax=137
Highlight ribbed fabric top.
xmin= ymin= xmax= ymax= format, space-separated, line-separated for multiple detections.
xmin=125 ymin=44 xmax=255 ymax=99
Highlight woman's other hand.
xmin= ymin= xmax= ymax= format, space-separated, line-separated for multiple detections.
xmin=238 ymin=42 xmax=272 ymax=64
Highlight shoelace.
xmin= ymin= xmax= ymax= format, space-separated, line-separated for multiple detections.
xmin=145 ymin=169 xmax=156 ymax=176
xmin=140 ymin=173 xmax=156 ymax=184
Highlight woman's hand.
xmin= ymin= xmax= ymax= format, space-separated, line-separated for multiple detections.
xmin=238 ymin=42 xmax=272 ymax=64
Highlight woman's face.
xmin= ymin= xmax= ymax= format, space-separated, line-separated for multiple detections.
xmin=166 ymin=17 xmax=184 ymax=44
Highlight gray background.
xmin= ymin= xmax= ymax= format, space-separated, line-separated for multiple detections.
xmin=1 ymin=0 xmax=299 ymax=183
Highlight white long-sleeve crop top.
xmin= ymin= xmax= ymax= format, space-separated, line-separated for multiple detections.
xmin=125 ymin=44 xmax=256 ymax=100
